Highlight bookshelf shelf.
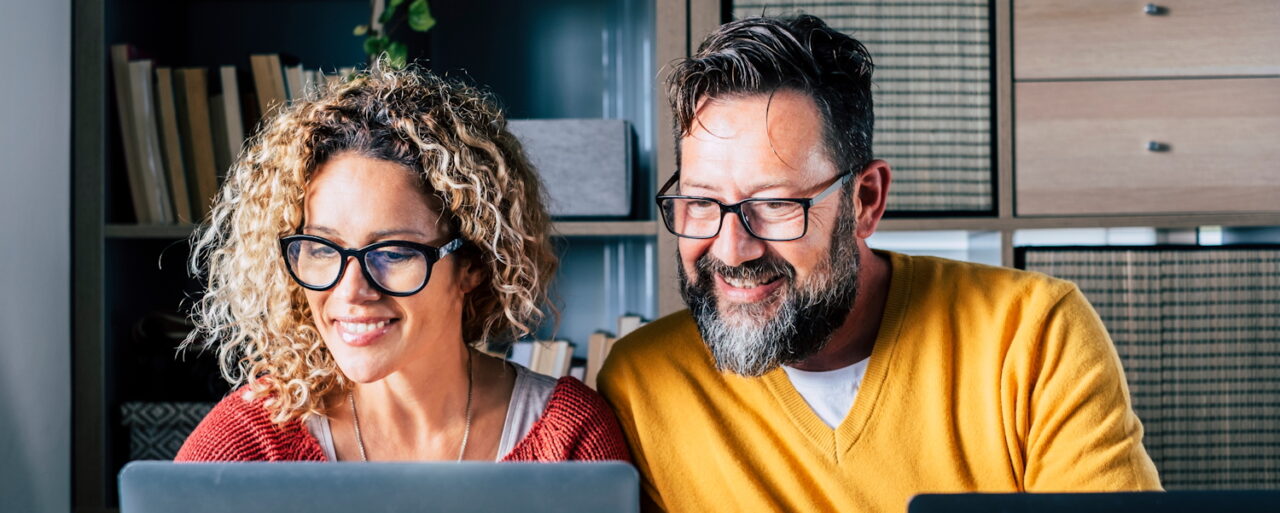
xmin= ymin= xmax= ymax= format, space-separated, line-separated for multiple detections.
xmin=553 ymin=221 xmax=658 ymax=237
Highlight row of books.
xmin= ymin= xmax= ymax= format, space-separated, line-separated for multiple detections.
xmin=110 ymin=44 xmax=353 ymax=224
xmin=505 ymin=314 xmax=648 ymax=388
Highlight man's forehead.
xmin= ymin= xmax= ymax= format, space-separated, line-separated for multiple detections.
xmin=680 ymin=91 xmax=834 ymax=193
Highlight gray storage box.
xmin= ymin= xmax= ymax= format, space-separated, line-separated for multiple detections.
xmin=507 ymin=119 xmax=632 ymax=217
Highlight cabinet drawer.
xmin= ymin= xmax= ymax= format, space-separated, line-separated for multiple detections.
xmin=1015 ymin=78 xmax=1280 ymax=216
xmin=1014 ymin=0 xmax=1280 ymax=79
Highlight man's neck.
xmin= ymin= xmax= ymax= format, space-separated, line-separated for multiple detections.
xmin=788 ymin=246 xmax=891 ymax=372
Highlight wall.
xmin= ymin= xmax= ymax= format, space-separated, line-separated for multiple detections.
xmin=0 ymin=0 xmax=72 ymax=511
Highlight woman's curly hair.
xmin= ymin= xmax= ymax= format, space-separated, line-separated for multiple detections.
xmin=184 ymin=62 xmax=558 ymax=424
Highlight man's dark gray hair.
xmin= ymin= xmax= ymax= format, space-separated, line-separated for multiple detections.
xmin=667 ymin=15 xmax=875 ymax=176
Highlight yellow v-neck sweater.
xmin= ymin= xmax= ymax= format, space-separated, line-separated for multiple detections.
xmin=599 ymin=251 xmax=1161 ymax=513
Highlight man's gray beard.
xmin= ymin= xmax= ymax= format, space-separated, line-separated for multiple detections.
xmin=678 ymin=198 xmax=860 ymax=377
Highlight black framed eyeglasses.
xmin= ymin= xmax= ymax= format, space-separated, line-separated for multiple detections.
xmin=655 ymin=171 xmax=852 ymax=241
xmin=279 ymin=235 xmax=466 ymax=297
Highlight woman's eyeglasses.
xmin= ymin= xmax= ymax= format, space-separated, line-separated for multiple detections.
xmin=279 ymin=235 xmax=465 ymax=297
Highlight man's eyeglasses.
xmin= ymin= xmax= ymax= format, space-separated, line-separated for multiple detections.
xmin=655 ymin=171 xmax=852 ymax=242
xmin=279 ymin=235 xmax=465 ymax=297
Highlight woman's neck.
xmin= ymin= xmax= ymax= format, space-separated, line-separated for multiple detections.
xmin=332 ymin=341 xmax=517 ymax=461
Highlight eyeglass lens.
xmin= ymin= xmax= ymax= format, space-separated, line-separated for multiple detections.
xmin=285 ymin=239 xmax=429 ymax=294
xmin=661 ymin=198 xmax=807 ymax=240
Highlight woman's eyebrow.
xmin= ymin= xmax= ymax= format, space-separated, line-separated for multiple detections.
xmin=302 ymin=226 xmax=430 ymax=241
xmin=371 ymin=228 xmax=430 ymax=239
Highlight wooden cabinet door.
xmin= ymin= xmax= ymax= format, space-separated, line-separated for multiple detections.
xmin=1014 ymin=0 xmax=1280 ymax=79
xmin=1016 ymin=78 xmax=1280 ymax=216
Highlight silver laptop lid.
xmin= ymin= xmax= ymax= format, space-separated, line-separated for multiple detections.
xmin=119 ymin=461 xmax=639 ymax=513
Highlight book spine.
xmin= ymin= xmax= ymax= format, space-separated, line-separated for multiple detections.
xmin=153 ymin=67 xmax=193 ymax=223
xmin=110 ymin=44 xmax=152 ymax=223
xmin=128 ymin=59 xmax=174 ymax=223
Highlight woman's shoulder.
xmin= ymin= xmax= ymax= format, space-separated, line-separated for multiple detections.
xmin=174 ymin=384 xmax=325 ymax=462
xmin=502 ymin=376 xmax=631 ymax=462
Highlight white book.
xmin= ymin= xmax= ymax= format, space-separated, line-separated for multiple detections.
xmin=216 ymin=66 xmax=244 ymax=168
xmin=617 ymin=314 xmax=645 ymax=338
xmin=508 ymin=341 xmax=534 ymax=368
xmin=283 ymin=64 xmax=305 ymax=102
xmin=128 ymin=59 xmax=174 ymax=223
xmin=110 ymin=45 xmax=151 ymax=223
xmin=547 ymin=340 xmax=573 ymax=378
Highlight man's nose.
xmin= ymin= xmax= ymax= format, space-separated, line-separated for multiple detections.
xmin=709 ymin=211 xmax=766 ymax=268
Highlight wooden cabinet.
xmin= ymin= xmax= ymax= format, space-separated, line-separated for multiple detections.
xmin=1014 ymin=0 xmax=1280 ymax=79
xmin=1013 ymin=0 xmax=1280 ymax=217
xmin=1016 ymin=78 xmax=1280 ymax=216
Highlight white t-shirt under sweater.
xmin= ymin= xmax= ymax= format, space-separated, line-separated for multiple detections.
xmin=306 ymin=363 xmax=557 ymax=461
xmin=781 ymin=358 xmax=870 ymax=429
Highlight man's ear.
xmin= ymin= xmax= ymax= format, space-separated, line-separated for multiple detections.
xmin=852 ymin=160 xmax=892 ymax=239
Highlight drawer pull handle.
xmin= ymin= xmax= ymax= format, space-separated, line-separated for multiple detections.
xmin=1143 ymin=3 xmax=1167 ymax=15
xmin=1147 ymin=141 xmax=1170 ymax=152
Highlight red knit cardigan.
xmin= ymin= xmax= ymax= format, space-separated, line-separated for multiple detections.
xmin=175 ymin=377 xmax=631 ymax=462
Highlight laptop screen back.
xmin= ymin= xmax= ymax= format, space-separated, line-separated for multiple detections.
xmin=119 ymin=461 xmax=639 ymax=513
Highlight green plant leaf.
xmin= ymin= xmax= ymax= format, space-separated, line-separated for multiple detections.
xmin=363 ymin=36 xmax=387 ymax=56
xmin=379 ymin=4 xmax=396 ymax=25
xmin=408 ymin=0 xmax=436 ymax=32
xmin=388 ymin=0 xmax=405 ymax=8
xmin=387 ymin=41 xmax=408 ymax=69
xmin=353 ymin=24 xmax=368 ymax=36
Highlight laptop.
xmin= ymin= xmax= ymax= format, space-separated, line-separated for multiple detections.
xmin=909 ymin=491 xmax=1280 ymax=513
xmin=119 ymin=461 xmax=639 ymax=513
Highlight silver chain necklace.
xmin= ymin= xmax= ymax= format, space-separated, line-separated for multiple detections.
xmin=348 ymin=348 xmax=473 ymax=462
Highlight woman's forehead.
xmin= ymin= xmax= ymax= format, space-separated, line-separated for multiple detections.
xmin=304 ymin=153 xmax=448 ymax=243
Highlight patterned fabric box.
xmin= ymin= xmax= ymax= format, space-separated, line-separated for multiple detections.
xmin=120 ymin=402 xmax=215 ymax=460
xmin=1020 ymin=246 xmax=1280 ymax=489
xmin=733 ymin=0 xmax=994 ymax=212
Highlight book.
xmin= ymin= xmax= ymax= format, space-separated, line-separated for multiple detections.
xmin=283 ymin=64 xmax=306 ymax=102
xmin=211 ymin=65 xmax=245 ymax=175
xmin=584 ymin=331 xmax=613 ymax=389
xmin=109 ymin=44 xmax=152 ymax=223
xmin=303 ymin=69 xmax=323 ymax=98
xmin=546 ymin=340 xmax=573 ymax=378
xmin=508 ymin=341 xmax=534 ymax=368
xmin=617 ymin=314 xmax=646 ymax=338
xmin=249 ymin=54 xmax=288 ymax=118
xmin=153 ymin=67 xmax=193 ymax=223
xmin=528 ymin=340 xmax=573 ymax=377
xmin=174 ymin=67 xmax=219 ymax=220
xmin=127 ymin=59 xmax=174 ymax=223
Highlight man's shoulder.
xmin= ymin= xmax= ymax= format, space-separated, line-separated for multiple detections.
xmin=598 ymin=310 xmax=711 ymax=389
xmin=608 ymin=310 xmax=703 ymax=360
xmin=897 ymin=251 xmax=1078 ymax=306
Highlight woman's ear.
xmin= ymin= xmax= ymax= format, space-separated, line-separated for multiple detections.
xmin=456 ymin=257 xmax=485 ymax=295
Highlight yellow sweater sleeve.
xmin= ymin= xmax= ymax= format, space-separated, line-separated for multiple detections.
xmin=1013 ymin=285 xmax=1163 ymax=491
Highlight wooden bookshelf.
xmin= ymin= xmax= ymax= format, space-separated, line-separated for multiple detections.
xmin=75 ymin=1 xmax=662 ymax=511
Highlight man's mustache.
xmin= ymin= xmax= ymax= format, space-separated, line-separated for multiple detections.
xmin=695 ymin=254 xmax=796 ymax=284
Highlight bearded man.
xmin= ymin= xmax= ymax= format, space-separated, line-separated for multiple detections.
xmin=597 ymin=15 xmax=1161 ymax=513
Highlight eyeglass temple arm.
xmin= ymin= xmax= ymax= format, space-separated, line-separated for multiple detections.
xmin=656 ymin=171 xmax=681 ymax=196
xmin=808 ymin=171 xmax=853 ymax=205
xmin=439 ymin=238 xmax=465 ymax=258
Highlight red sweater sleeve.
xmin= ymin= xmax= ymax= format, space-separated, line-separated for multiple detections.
xmin=502 ymin=377 xmax=632 ymax=462
xmin=174 ymin=387 xmax=325 ymax=462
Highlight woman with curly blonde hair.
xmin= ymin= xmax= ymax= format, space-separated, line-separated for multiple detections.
xmin=176 ymin=64 xmax=629 ymax=462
